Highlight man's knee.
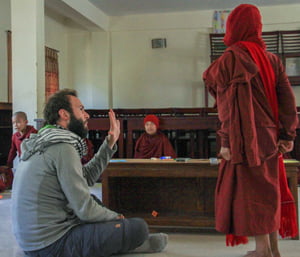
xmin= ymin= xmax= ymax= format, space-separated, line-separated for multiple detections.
xmin=124 ymin=218 xmax=149 ymax=250
xmin=128 ymin=218 xmax=148 ymax=236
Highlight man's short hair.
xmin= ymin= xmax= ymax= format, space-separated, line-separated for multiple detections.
xmin=43 ymin=89 xmax=77 ymax=125
xmin=13 ymin=111 xmax=27 ymax=121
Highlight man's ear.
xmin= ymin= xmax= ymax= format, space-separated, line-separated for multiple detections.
xmin=58 ymin=109 xmax=70 ymax=121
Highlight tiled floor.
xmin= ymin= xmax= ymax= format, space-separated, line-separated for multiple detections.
xmin=1 ymin=184 xmax=300 ymax=257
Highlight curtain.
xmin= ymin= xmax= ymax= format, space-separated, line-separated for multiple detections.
xmin=212 ymin=10 xmax=231 ymax=33
xmin=45 ymin=47 xmax=59 ymax=101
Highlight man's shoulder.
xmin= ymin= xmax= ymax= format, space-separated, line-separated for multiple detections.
xmin=46 ymin=142 xmax=77 ymax=152
xmin=39 ymin=142 xmax=80 ymax=164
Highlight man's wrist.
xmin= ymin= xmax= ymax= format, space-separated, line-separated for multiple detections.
xmin=106 ymin=135 xmax=116 ymax=149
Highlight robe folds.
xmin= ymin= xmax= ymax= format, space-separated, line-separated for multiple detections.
xmin=203 ymin=45 xmax=298 ymax=236
xmin=134 ymin=131 xmax=177 ymax=159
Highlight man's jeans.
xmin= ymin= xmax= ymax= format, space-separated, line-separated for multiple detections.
xmin=25 ymin=218 xmax=148 ymax=257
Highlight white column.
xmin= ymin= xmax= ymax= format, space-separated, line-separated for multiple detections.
xmin=0 ymin=0 xmax=11 ymax=102
xmin=11 ymin=0 xmax=45 ymax=125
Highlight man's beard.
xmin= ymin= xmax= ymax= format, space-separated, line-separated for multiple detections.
xmin=68 ymin=114 xmax=88 ymax=138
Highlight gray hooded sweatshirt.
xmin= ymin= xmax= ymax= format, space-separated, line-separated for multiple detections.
xmin=12 ymin=129 xmax=119 ymax=251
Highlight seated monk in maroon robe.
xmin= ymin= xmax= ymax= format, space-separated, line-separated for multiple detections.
xmin=134 ymin=115 xmax=176 ymax=159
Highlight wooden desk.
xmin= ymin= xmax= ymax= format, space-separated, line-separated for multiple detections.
xmin=102 ymin=159 xmax=299 ymax=237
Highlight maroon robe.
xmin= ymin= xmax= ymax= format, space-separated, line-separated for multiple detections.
xmin=203 ymin=45 xmax=298 ymax=236
xmin=7 ymin=125 xmax=38 ymax=167
xmin=0 ymin=166 xmax=13 ymax=191
xmin=81 ymin=138 xmax=94 ymax=165
xmin=134 ymin=131 xmax=176 ymax=159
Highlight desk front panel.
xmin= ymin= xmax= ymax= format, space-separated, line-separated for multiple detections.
xmin=102 ymin=160 xmax=299 ymax=231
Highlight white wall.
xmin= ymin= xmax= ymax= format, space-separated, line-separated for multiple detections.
xmin=111 ymin=29 xmax=210 ymax=108
xmin=45 ymin=9 xmax=110 ymax=109
xmin=85 ymin=31 xmax=110 ymax=109
xmin=66 ymin=31 xmax=110 ymax=109
xmin=0 ymin=0 xmax=11 ymax=102
xmin=2 ymin=2 xmax=300 ymax=111
xmin=45 ymin=9 xmax=71 ymax=91
xmin=106 ymin=4 xmax=300 ymax=108
xmin=7 ymin=2 xmax=300 ymax=111
xmin=109 ymin=10 xmax=212 ymax=108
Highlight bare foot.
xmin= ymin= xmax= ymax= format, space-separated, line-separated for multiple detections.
xmin=247 ymin=249 xmax=280 ymax=257
xmin=244 ymin=250 xmax=273 ymax=257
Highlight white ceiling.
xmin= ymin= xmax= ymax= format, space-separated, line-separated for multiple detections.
xmin=88 ymin=0 xmax=300 ymax=16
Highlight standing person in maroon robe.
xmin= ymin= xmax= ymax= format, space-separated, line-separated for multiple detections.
xmin=203 ymin=4 xmax=298 ymax=257
xmin=1 ymin=112 xmax=37 ymax=190
xmin=134 ymin=114 xmax=176 ymax=159
xmin=6 ymin=111 xmax=38 ymax=168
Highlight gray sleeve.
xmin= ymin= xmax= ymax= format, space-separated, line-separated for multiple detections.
xmin=82 ymin=137 xmax=117 ymax=186
xmin=56 ymin=144 xmax=119 ymax=222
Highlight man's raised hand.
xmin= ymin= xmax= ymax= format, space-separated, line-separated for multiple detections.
xmin=107 ymin=109 xmax=120 ymax=149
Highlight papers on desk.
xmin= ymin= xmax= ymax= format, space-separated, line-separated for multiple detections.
xmin=175 ymin=158 xmax=191 ymax=162
xmin=109 ymin=158 xmax=299 ymax=164
xmin=109 ymin=158 xmax=222 ymax=165
xmin=109 ymin=159 xmax=127 ymax=162
xmin=283 ymin=159 xmax=299 ymax=164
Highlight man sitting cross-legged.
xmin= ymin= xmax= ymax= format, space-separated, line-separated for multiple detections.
xmin=12 ymin=89 xmax=168 ymax=257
